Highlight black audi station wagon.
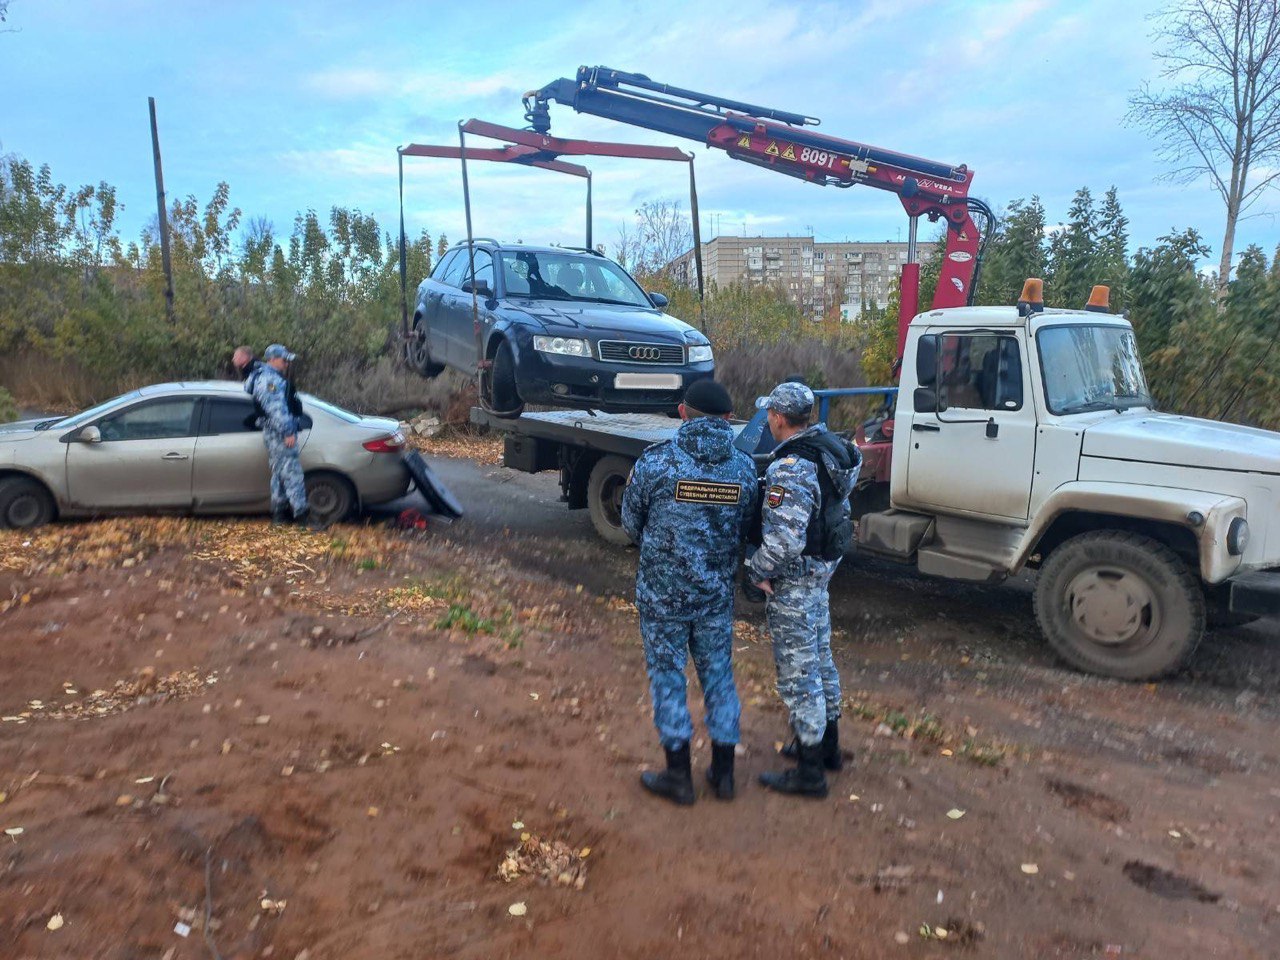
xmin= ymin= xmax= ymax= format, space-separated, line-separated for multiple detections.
xmin=409 ymin=241 xmax=715 ymax=417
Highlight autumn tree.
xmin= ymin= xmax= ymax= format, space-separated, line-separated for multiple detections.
xmin=1127 ymin=0 xmax=1280 ymax=287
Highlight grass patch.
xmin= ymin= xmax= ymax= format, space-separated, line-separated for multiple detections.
xmin=845 ymin=695 xmax=1014 ymax=767
xmin=435 ymin=603 xmax=495 ymax=635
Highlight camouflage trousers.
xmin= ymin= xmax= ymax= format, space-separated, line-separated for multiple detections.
xmin=265 ymin=431 xmax=308 ymax=516
xmin=640 ymin=610 xmax=741 ymax=750
xmin=766 ymin=559 xmax=841 ymax=746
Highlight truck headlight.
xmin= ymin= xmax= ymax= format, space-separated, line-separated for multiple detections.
xmin=687 ymin=344 xmax=713 ymax=363
xmin=1227 ymin=517 xmax=1249 ymax=556
xmin=533 ymin=336 xmax=591 ymax=358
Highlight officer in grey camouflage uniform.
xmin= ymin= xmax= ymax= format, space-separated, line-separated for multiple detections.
xmin=747 ymin=381 xmax=860 ymax=798
xmin=245 ymin=344 xmax=313 ymax=527
xmin=621 ymin=379 xmax=758 ymax=805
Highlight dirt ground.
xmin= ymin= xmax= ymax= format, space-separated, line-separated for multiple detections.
xmin=2 ymin=445 xmax=1278 ymax=959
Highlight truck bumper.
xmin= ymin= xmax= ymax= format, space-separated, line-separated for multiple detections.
xmin=1229 ymin=570 xmax=1280 ymax=618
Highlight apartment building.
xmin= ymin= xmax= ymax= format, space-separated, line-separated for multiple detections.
xmin=668 ymin=235 xmax=936 ymax=321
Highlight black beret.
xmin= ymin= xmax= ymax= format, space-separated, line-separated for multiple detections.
xmin=683 ymin=379 xmax=733 ymax=415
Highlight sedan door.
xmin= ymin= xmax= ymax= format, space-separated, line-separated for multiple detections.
xmin=64 ymin=397 xmax=199 ymax=509
xmin=192 ymin=396 xmax=272 ymax=511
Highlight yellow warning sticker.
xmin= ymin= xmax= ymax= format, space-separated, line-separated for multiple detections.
xmin=781 ymin=144 xmax=797 ymax=161
xmin=765 ymin=141 xmax=780 ymax=157
xmin=737 ymin=134 xmax=751 ymax=149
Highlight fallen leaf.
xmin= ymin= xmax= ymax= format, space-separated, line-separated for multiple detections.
xmin=367 ymin=806 xmax=379 ymax=818
xmin=4 ymin=827 xmax=23 ymax=838
xmin=579 ymin=847 xmax=591 ymax=858
xmin=508 ymin=902 xmax=527 ymax=917
xmin=935 ymin=927 xmax=949 ymax=939
xmin=940 ymin=749 xmax=953 ymax=757
xmin=1021 ymin=863 xmax=1039 ymax=875
xmin=47 ymin=914 xmax=64 ymax=931
xmin=894 ymin=931 xmax=910 ymax=945
xmin=947 ymin=808 xmax=966 ymax=820
xmin=529 ymin=692 xmax=539 ymax=701
xmin=255 ymin=715 xmax=271 ymax=725
xmin=134 ymin=776 xmax=154 ymax=784
xmin=1168 ymin=830 xmax=1182 ymax=839
xmin=848 ymin=794 xmax=861 ymax=802
xmin=512 ymin=821 xmax=524 ymax=830
xmin=520 ymin=832 xmax=531 ymax=842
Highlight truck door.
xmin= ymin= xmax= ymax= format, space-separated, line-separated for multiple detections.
xmin=904 ymin=331 xmax=1036 ymax=520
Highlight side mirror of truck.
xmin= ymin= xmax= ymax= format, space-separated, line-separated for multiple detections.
xmin=913 ymin=387 xmax=938 ymax=413
xmin=916 ymin=335 xmax=938 ymax=386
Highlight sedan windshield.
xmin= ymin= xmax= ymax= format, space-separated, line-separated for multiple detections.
xmin=54 ymin=390 xmax=145 ymax=429
xmin=498 ymin=251 xmax=652 ymax=307
xmin=1037 ymin=325 xmax=1152 ymax=415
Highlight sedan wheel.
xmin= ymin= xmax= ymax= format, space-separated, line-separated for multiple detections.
xmin=304 ymin=472 xmax=355 ymax=525
xmin=0 ymin=476 xmax=56 ymax=530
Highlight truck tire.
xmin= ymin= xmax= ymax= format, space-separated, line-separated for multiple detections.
xmin=588 ymin=455 xmax=634 ymax=547
xmin=1034 ymin=531 xmax=1205 ymax=680
xmin=0 ymin=476 xmax=56 ymax=529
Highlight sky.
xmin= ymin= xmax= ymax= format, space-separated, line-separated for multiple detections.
xmin=1 ymin=0 xmax=1277 ymax=271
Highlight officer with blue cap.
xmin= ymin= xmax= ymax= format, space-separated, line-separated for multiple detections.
xmin=245 ymin=344 xmax=314 ymax=528
xmin=622 ymin=379 xmax=758 ymax=805
xmin=747 ymin=380 xmax=861 ymax=798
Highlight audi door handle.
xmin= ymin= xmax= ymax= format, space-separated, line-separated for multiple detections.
xmin=912 ymin=423 xmax=941 ymax=433
xmin=162 ymin=452 xmax=189 ymax=460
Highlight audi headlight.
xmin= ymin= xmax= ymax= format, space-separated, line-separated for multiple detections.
xmin=1227 ymin=517 xmax=1249 ymax=556
xmin=533 ymin=336 xmax=591 ymax=358
xmin=687 ymin=344 xmax=714 ymax=363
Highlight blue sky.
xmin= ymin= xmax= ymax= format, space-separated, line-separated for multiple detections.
xmin=2 ymin=0 xmax=1277 ymax=269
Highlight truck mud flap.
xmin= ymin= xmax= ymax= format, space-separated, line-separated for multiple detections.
xmin=403 ymin=451 xmax=464 ymax=520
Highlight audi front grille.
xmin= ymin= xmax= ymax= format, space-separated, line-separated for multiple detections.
xmin=597 ymin=341 xmax=685 ymax=364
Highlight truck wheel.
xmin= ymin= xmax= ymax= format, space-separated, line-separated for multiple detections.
xmin=0 ymin=476 xmax=56 ymax=529
xmin=1034 ymin=531 xmax=1205 ymax=680
xmin=485 ymin=340 xmax=524 ymax=419
xmin=588 ymin=455 xmax=635 ymax=546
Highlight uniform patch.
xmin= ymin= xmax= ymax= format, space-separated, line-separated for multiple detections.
xmin=779 ymin=457 xmax=797 ymax=465
xmin=766 ymin=485 xmax=787 ymax=508
xmin=674 ymin=479 xmax=743 ymax=505
xmin=267 ymin=383 xmax=278 ymax=392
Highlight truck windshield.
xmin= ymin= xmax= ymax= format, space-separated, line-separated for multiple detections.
xmin=1037 ymin=325 xmax=1152 ymax=415
xmin=498 ymin=251 xmax=653 ymax=307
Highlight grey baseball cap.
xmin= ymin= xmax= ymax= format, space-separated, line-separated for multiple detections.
xmin=264 ymin=343 xmax=296 ymax=361
xmin=766 ymin=381 xmax=815 ymax=416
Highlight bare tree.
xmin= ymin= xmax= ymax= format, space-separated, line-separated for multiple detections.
xmin=613 ymin=199 xmax=693 ymax=277
xmin=1127 ymin=0 xmax=1280 ymax=287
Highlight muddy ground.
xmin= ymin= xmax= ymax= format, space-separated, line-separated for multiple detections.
xmin=1 ymin=447 xmax=1278 ymax=959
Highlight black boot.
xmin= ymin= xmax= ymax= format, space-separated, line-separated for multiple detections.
xmin=294 ymin=508 xmax=326 ymax=532
xmin=641 ymin=743 xmax=695 ymax=806
xmin=780 ymin=720 xmax=845 ymax=771
xmin=705 ymin=742 xmax=736 ymax=801
xmin=759 ymin=739 xmax=829 ymax=798
xmin=271 ymin=506 xmax=290 ymax=526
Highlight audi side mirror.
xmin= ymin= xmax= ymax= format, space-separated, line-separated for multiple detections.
xmin=462 ymin=278 xmax=492 ymax=297
xmin=913 ymin=388 xmax=938 ymax=413
xmin=648 ymin=292 xmax=670 ymax=309
xmin=915 ymin=335 xmax=938 ymax=387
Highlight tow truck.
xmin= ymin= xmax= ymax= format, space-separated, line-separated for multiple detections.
xmin=473 ymin=66 xmax=1280 ymax=680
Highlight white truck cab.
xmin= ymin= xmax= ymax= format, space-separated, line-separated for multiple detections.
xmin=858 ymin=287 xmax=1280 ymax=679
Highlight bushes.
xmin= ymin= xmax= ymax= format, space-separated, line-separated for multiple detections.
xmin=0 ymin=385 xmax=16 ymax=424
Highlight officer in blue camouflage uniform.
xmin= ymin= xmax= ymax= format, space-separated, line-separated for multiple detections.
xmin=747 ymin=382 xmax=860 ymax=798
xmin=245 ymin=344 xmax=312 ymax=527
xmin=621 ymin=379 xmax=758 ymax=805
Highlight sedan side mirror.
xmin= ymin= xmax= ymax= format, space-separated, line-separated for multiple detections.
xmin=78 ymin=425 xmax=102 ymax=443
xmin=462 ymin=278 xmax=493 ymax=297
xmin=648 ymin=292 xmax=669 ymax=309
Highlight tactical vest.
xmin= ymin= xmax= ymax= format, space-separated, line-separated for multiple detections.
xmin=785 ymin=434 xmax=859 ymax=561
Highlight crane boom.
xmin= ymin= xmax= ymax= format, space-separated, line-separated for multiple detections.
xmin=524 ymin=66 xmax=992 ymax=360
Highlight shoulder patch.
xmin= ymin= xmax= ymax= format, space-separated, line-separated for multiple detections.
xmin=766 ymin=485 xmax=787 ymax=508
xmin=675 ymin=479 xmax=742 ymax=505
xmin=267 ymin=382 xmax=278 ymax=392
xmin=779 ymin=457 xmax=797 ymax=465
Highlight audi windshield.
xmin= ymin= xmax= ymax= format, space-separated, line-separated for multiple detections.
xmin=1037 ymin=324 xmax=1153 ymax=415
xmin=498 ymin=251 xmax=652 ymax=307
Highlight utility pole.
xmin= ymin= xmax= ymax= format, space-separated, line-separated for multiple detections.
xmin=149 ymin=97 xmax=175 ymax=324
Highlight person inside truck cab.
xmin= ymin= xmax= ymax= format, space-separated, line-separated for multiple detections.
xmin=940 ymin=347 xmax=983 ymax=409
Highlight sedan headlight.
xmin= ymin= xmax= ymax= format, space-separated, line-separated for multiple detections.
xmin=687 ymin=344 xmax=714 ymax=363
xmin=533 ymin=336 xmax=591 ymax=358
